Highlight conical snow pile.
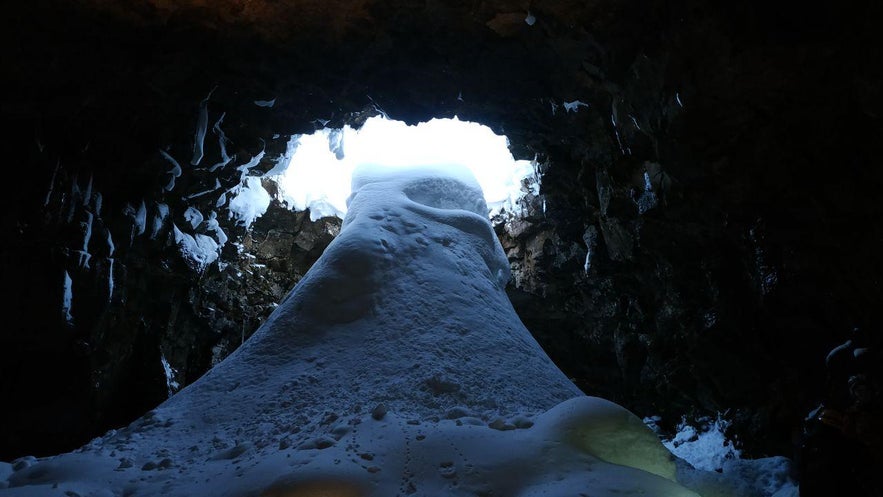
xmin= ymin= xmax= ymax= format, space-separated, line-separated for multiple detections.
xmin=1 ymin=164 xmax=700 ymax=497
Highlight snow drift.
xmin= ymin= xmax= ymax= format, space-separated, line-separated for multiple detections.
xmin=1 ymin=164 xmax=704 ymax=497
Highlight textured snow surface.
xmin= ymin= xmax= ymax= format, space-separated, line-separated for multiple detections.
xmin=2 ymin=165 xmax=761 ymax=496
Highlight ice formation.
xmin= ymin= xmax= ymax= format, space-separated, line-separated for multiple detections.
xmin=2 ymin=164 xmax=713 ymax=497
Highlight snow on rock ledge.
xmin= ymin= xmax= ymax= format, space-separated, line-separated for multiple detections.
xmin=1 ymin=165 xmax=700 ymax=497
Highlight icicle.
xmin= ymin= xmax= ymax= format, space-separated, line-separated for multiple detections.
xmin=150 ymin=203 xmax=170 ymax=239
xmin=76 ymin=251 xmax=92 ymax=269
xmin=106 ymin=227 xmax=115 ymax=257
xmin=328 ymin=128 xmax=345 ymax=160
xmin=184 ymin=180 xmax=221 ymax=200
xmin=92 ymin=191 xmax=103 ymax=217
xmin=160 ymin=149 xmax=183 ymax=191
xmin=66 ymin=174 xmax=80 ymax=224
xmin=629 ymin=114 xmax=642 ymax=130
xmin=208 ymin=112 xmax=233 ymax=172
xmin=191 ymin=87 xmax=216 ymax=166
xmin=160 ymin=150 xmax=183 ymax=178
xmin=135 ymin=201 xmax=147 ymax=236
xmin=44 ymin=159 xmax=60 ymax=207
xmin=62 ymin=270 xmax=74 ymax=324
xmin=611 ymin=111 xmax=626 ymax=156
xmin=107 ymin=258 xmax=114 ymax=303
xmin=83 ymin=173 xmax=93 ymax=206
xmin=79 ymin=211 xmax=94 ymax=268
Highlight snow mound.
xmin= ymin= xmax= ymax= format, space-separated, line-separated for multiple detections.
xmin=3 ymin=165 xmax=723 ymax=497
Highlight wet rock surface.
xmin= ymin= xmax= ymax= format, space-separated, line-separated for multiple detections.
xmin=2 ymin=0 xmax=881 ymax=479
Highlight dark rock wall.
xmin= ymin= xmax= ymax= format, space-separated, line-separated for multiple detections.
xmin=2 ymin=0 xmax=881 ymax=467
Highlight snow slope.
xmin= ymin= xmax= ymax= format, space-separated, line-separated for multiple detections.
xmin=3 ymin=164 xmax=725 ymax=496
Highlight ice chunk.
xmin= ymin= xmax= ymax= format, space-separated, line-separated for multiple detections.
xmin=76 ymin=211 xmax=94 ymax=269
xmin=191 ymin=87 xmax=215 ymax=166
xmin=91 ymin=191 xmax=102 ymax=217
xmin=636 ymin=170 xmax=658 ymax=214
xmin=107 ymin=258 xmax=114 ymax=303
xmin=205 ymin=211 xmax=228 ymax=246
xmin=125 ymin=200 xmax=148 ymax=237
xmin=172 ymin=224 xmax=219 ymax=270
xmin=161 ymin=354 xmax=180 ymax=396
xmin=79 ymin=211 xmax=93 ymax=253
xmin=183 ymin=207 xmax=204 ymax=230
xmin=61 ymin=270 xmax=73 ymax=324
xmin=254 ymin=98 xmax=276 ymax=108
xmin=327 ymin=128 xmax=345 ymax=160
xmin=563 ymin=100 xmax=589 ymax=113
xmin=228 ymin=177 xmax=271 ymax=227
xmin=150 ymin=203 xmax=169 ymax=239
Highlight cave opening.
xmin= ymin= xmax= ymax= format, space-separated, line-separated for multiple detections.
xmin=235 ymin=115 xmax=540 ymax=225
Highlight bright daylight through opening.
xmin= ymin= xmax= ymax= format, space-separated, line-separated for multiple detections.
xmin=258 ymin=116 xmax=538 ymax=222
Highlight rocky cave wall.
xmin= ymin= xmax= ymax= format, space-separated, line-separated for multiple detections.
xmin=2 ymin=0 xmax=881 ymax=463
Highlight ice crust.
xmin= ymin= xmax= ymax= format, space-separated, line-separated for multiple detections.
xmin=2 ymin=165 xmax=708 ymax=497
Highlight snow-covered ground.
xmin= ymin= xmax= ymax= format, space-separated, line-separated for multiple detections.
xmin=647 ymin=416 xmax=799 ymax=497
xmin=2 ymin=162 xmax=797 ymax=496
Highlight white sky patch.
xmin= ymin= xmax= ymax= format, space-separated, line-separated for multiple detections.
xmin=267 ymin=116 xmax=536 ymax=222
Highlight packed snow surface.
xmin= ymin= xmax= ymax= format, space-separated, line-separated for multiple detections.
xmin=2 ymin=165 xmax=779 ymax=496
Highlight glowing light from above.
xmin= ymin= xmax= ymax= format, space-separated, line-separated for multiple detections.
xmin=268 ymin=116 xmax=537 ymax=221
